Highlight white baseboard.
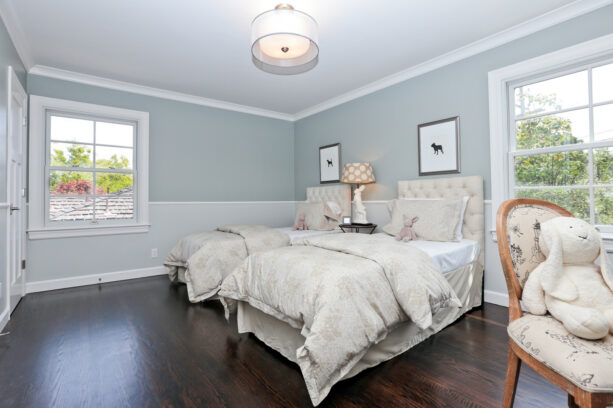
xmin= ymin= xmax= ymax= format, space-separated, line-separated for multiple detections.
xmin=484 ymin=289 xmax=510 ymax=307
xmin=0 ymin=309 xmax=9 ymax=333
xmin=26 ymin=266 xmax=167 ymax=294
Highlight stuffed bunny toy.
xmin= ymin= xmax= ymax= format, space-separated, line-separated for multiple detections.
xmin=395 ymin=215 xmax=419 ymax=242
xmin=294 ymin=213 xmax=308 ymax=231
xmin=523 ymin=216 xmax=613 ymax=340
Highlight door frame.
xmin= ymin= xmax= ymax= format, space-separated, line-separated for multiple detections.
xmin=6 ymin=66 xmax=28 ymax=314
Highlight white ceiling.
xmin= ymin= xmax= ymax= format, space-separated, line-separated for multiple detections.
xmin=1 ymin=0 xmax=600 ymax=117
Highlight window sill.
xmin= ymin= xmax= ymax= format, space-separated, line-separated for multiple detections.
xmin=28 ymin=224 xmax=150 ymax=240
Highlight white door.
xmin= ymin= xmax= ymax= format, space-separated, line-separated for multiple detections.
xmin=7 ymin=67 xmax=27 ymax=313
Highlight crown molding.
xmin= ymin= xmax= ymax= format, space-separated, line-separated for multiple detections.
xmin=293 ymin=0 xmax=613 ymax=120
xmin=19 ymin=0 xmax=613 ymax=122
xmin=28 ymin=65 xmax=295 ymax=121
xmin=0 ymin=0 xmax=33 ymax=70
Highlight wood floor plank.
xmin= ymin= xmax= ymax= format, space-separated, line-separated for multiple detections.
xmin=0 ymin=276 xmax=566 ymax=407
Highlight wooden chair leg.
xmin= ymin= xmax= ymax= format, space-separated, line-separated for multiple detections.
xmin=573 ymin=388 xmax=610 ymax=408
xmin=502 ymin=346 xmax=521 ymax=408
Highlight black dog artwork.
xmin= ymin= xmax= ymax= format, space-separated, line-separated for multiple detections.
xmin=431 ymin=143 xmax=444 ymax=155
xmin=327 ymin=159 xmax=333 ymax=167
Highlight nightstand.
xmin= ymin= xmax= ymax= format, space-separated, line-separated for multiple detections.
xmin=339 ymin=224 xmax=377 ymax=234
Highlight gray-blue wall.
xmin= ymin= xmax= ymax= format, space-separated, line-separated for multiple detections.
xmin=293 ymin=5 xmax=613 ymax=201
xmin=26 ymin=76 xmax=295 ymax=283
xmin=27 ymin=75 xmax=295 ymax=201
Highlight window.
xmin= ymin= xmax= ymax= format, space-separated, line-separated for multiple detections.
xmin=489 ymin=34 xmax=613 ymax=246
xmin=29 ymin=96 xmax=149 ymax=239
xmin=509 ymin=61 xmax=613 ymax=232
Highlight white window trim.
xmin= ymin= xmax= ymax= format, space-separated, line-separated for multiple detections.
xmin=28 ymin=95 xmax=149 ymax=239
xmin=488 ymin=32 xmax=613 ymax=249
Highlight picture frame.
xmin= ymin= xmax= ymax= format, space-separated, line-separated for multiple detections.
xmin=319 ymin=143 xmax=341 ymax=183
xmin=417 ymin=116 xmax=460 ymax=176
xmin=342 ymin=216 xmax=352 ymax=225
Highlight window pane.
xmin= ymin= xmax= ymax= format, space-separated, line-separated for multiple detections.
xmin=50 ymin=115 xmax=94 ymax=144
xmin=595 ymin=147 xmax=613 ymax=185
xmin=516 ymin=188 xmax=590 ymax=221
xmin=50 ymin=142 xmax=93 ymax=168
xmin=595 ymin=187 xmax=613 ymax=225
xmin=94 ymin=195 xmax=134 ymax=220
xmin=514 ymin=71 xmax=588 ymax=117
xmin=594 ymin=103 xmax=613 ymax=142
xmin=49 ymin=195 xmax=94 ymax=222
xmin=95 ymin=173 xmax=134 ymax=220
xmin=593 ymin=62 xmax=613 ymax=103
xmin=96 ymin=121 xmax=134 ymax=147
xmin=515 ymin=109 xmax=589 ymax=150
xmin=95 ymin=146 xmax=133 ymax=169
xmin=96 ymin=173 xmax=133 ymax=195
xmin=514 ymin=150 xmax=589 ymax=186
xmin=49 ymin=171 xmax=96 ymax=194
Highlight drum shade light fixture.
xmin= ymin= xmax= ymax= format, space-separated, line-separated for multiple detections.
xmin=251 ymin=4 xmax=319 ymax=75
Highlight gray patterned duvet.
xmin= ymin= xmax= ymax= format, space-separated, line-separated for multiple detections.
xmin=165 ymin=225 xmax=289 ymax=302
xmin=219 ymin=233 xmax=461 ymax=405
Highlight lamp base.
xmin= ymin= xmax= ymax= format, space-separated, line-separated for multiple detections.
xmin=351 ymin=184 xmax=370 ymax=225
xmin=351 ymin=208 xmax=369 ymax=225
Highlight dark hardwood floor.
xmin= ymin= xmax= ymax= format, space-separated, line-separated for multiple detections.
xmin=0 ymin=276 xmax=565 ymax=407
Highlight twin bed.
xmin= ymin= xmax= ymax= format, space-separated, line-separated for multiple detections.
xmin=165 ymin=185 xmax=351 ymax=302
xmin=165 ymin=176 xmax=484 ymax=406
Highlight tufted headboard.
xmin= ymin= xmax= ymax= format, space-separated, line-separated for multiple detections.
xmin=306 ymin=185 xmax=352 ymax=217
xmin=398 ymin=176 xmax=484 ymax=268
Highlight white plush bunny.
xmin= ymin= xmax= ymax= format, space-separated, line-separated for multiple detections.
xmin=523 ymin=217 xmax=613 ymax=340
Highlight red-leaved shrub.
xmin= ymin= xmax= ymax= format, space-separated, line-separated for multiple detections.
xmin=53 ymin=180 xmax=105 ymax=195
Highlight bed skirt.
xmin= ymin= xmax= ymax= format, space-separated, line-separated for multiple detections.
xmin=236 ymin=261 xmax=483 ymax=381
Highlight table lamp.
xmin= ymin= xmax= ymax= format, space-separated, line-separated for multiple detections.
xmin=341 ymin=163 xmax=375 ymax=224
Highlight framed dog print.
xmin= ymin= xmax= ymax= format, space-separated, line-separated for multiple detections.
xmin=417 ymin=116 xmax=460 ymax=176
xmin=319 ymin=143 xmax=341 ymax=183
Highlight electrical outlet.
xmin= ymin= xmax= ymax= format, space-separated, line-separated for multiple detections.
xmin=151 ymin=248 xmax=159 ymax=258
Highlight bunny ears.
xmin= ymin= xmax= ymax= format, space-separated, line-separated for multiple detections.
xmin=539 ymin=217 xmax=613 ymax=300
xmin=403 ymin=214 xmax=419 ymax=224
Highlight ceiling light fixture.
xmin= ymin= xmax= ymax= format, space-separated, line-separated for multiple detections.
xmin=251 ymin=4 xmax=319 ymax=75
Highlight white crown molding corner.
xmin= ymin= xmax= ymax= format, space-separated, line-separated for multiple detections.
xmin=292 ymin=0 xmax=613 ymax=121
xmin=0 ymin=1 xmax=34 ymax=70
xmin=28 ymin=65 xmax=295 ymax=122
xmin=26 ymin=266 xmax=167 ymax=294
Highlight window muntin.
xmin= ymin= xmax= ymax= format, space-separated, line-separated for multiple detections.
xmin=46 ymin=112 xmax=136 ymax=225
xmin=509 ymin=60 xmax=613 ymax=232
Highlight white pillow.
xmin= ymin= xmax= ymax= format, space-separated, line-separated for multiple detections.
xmin=455 ymin=196 xmax=470 ymax=240
xmin=383 ymin=197 xmax=464 ymax=242
xmin=324 ymin=201 xmax=343 ymax=221
xmin=387 ymin=196 xmax=469 ymax=240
